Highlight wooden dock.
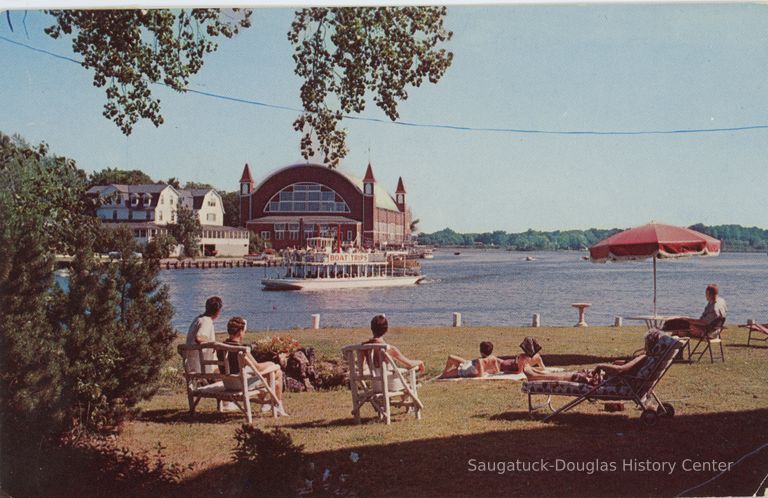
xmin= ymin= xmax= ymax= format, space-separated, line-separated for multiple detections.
xmin=160 ymin=258 xmax=283 ymax=270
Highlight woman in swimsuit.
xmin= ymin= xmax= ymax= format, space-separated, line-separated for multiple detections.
xmin=523 ymin=330 xmax=662 ymax=385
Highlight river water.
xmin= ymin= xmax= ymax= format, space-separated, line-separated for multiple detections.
xmin=160 ymin=250 xmax=767 ymax=332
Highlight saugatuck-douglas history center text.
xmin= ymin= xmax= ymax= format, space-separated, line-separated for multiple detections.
xmin=467 ymin=458 xmax=734 ymax=476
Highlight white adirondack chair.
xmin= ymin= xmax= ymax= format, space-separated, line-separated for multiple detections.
xmin=342 ymin=343 xmax=423 ymax=425
xmin=177 ymin=342 xmax=281 ymax=423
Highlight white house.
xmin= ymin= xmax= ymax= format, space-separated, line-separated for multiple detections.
xmin=88 ymin=184 xmax=249 ymax=257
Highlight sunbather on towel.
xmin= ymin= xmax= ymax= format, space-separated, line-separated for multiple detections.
xmin=363 ymin=314 xmax=425 ymax=373
xmin=498 ymin=336 xmax=546 ymax=374
xmin=523 ymin=330 xmax=662 ymax=385
xmin=662 ymin=284 xmax=727 ymax=338
xmin=439 ymin=341 xmax=500 ymax=379
xmin=439 ymin=339 xmax=545 ymax=378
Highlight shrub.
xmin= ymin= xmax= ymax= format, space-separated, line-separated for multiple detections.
xmin=251 ymin=335 xmax=301 ymax=362
xmin=232 ymin=425 xmax=305 ymax=495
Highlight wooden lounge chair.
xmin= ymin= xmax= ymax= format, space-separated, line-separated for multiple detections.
xmin=740 ymin=322 xmax=768 ymax=347
xmin=686 ymin=317 xmax=726 ymax=363
xmin=341 ymin=343 xmax=423 ymax=425
xmin=521 ymin=334 xmax=687 ymax=426
xmin=177 ymin=342 xmax=282 ymax=423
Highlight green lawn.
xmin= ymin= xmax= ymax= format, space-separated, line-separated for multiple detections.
xmin=119 ymin=325 xmax=768 ymax=497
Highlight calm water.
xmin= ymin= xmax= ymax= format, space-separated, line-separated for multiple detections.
xmin=160 ymin=250 xmax=767 ymax=332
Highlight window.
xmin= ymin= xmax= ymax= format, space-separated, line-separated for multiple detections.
xmin=131 ymin=196 xmax=139 ymax=207
xmin=261 ymin=231 xmax=271 ymax=240
xmin=160 ymin=196 xmax=164 ymax=205
xmin=206 ymin=213 xmax=216 ymax=222
xmin=159 ymin=212 xmax=163 ymax=221
xmin=275 ymin=231 xmax=284 ymax=240
xmin=128 ymin=211 xmax=133 ymax=220
xmin=364 ymin=183 xmax=373 ymax=195
xmin=170 ymin=197 xmax=174 ymax=205
xmin=208 ymin=199 xmax=216 ymax=207
xmin=112 ymin=210 xmax=117 ymax=220
xmin=264 ymin=182 xmax=350 ymax=213
xmin=241 ymin=183 xmax=250 ymax=195
xmin=347 ymin=230 xmax=354 ymax=241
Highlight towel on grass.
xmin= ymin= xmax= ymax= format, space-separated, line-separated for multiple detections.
xmin=433 ymin=367 xmax=564 ymax=382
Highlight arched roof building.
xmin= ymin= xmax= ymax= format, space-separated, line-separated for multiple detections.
xmin=239 ymin=162 xmax=411 ymax=250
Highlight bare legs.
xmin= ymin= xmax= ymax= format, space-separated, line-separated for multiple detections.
xmin=440 ymin=355 xmax=467 ymax=378
xmin=523 ymin=365 xmax=573 ymax=382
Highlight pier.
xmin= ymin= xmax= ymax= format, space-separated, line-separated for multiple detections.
xmin=160 ymin=257 xmax=284 ymax=270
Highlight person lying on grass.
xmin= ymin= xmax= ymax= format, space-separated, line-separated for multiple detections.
xmin=217 ymin=316 xmax=288 ymax=417
xmin=523 ymin=330 xmax=662 ymax=386
xmin=439 ymin=338 xmax=545 ymax=379
xmin=363 ymin=314 xmax=425 ymax=373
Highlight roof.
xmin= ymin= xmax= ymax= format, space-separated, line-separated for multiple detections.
xmin=251 ymin=163 xmax=401 ymax=212
xmin=248 ymin=215 xmax=360 ymax=225
xmin=240 ymin=163 xmax=254 ymax=183
xmin=363 ymin=163 xmax=376 ymax=183
xmin=337 ymin=169 xmax=399 ymax=211
xmin=395 ymin=177 xmax=406 ymax=194
xmin=179 ymin=188 xmax=219 ymax=210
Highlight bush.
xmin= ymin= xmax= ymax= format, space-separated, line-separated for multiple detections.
xmin=251 ymin=335 xmax=301 ymax=362
xmin=0 ymin=133 xmax=176 ymax=489
xmin=232 ymin=425 xmax=305 ymax=495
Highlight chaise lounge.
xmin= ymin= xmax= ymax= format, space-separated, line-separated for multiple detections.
xmin=521 ymin=334 xmax=687 ymax=426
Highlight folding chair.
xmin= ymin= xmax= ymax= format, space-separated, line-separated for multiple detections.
xmin=342 ymin=343 xmax=423 ymax=425
xmin=686 ymin=317 xmax=726 ymax=363
xmin=522 ymin=335 xmax=687 ymax=426
xmin=740 ymin=322 xmax=768 ymax=347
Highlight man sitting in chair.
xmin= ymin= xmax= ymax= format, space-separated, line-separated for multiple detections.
xmin=363 ymin=314 xmax=425 ymax=373
xmin=218 ymin=316 xmax=288 ymax=416
xmin=662 ymin=283 xmax=727 ymax=338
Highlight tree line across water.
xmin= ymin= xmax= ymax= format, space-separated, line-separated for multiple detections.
xmin=417 ymin=225 xmax=768 ymax=252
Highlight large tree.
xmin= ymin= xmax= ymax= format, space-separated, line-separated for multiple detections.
xmin=35 ymin=8 xmax=452 ymax=167
xmin=88 ymin=167 xmax=154 ymax=187
xmin=0 ymin=133 xmax=176 ymax=491
xmin=289 ymin=7 xmax=453 ymax=166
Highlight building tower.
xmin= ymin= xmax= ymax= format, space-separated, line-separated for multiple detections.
xmin=239 ymin=163 xmax=254 ymax=228
xmin=362 ymin=162 xmax=376 ymax=247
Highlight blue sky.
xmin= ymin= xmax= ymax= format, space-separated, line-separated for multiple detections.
xmin=1 ymin=5 xmax=767 ymax=233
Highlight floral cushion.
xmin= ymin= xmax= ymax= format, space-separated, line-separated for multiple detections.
xmin=522 ymin=335 xmax=683 ymax=398
xmin=522 ymin=380 xmax=632 ymax=397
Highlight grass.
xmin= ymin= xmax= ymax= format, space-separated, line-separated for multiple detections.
xmin=118 ymin=326 xmax=767 ymax=496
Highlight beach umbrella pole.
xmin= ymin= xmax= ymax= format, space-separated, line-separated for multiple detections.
xmin=653 ymin=255 xmax=657 ymax=316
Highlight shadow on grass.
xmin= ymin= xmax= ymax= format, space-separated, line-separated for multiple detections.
xmin=726 ymin=343 xmax=768 ymax=350
xmin=280 ymin=417 xmax=365 ymax=429
xmin=173 ymin=408 xmax=768 ymax=498
xmin=138 ymin=408 xmax=246 ymax=424
xmin=542 ymin=353 xmax=619 ymax=366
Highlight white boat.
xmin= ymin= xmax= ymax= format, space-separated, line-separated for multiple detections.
xmin=262 ymin=237 xmax=424 ymax=291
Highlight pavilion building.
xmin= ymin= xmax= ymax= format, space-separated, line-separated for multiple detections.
xmin=239 ymin=162 xmax=412 ymax=250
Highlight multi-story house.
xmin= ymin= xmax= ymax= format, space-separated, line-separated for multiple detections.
xmin=87 ymin=184 xmax=249 ymax=257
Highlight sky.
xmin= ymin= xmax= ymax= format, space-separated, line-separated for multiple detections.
xmin=1 ymin=5 xmax=767 ymax=233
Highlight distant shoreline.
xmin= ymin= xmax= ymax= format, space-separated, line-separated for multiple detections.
xmin=428 ymin=246 xmax=766 ymax=254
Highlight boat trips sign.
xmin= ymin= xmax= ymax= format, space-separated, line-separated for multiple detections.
xmin=328 ymin=253 xmax=371 ymax=264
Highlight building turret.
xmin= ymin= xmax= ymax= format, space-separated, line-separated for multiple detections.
xmin=395 ymin=176 xmax=406 ymax=211
xmin=239 ymin=163 xmax=254 ymax=227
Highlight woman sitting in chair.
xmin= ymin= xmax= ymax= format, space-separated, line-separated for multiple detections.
xmin=523 ymin=330 xmax=662 ymax=385
xmin=218 ymin=317 xmax=288 ymax=416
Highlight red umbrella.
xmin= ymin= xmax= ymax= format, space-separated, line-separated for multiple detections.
xmin=589 ymin=223 xmax=721 ymax=315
